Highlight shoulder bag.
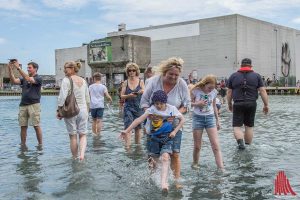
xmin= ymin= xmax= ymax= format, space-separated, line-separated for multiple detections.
xmin=58 ymin=77 xmax=80 ymax=118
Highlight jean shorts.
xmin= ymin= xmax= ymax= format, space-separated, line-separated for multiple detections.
xmin=192 ymin=113 xmax=216 ymax=130
xmin=91 ymin=108 xmax=104 ymax=119
xmin=147 ymin=135 xmax=173 ymax=157
xmin=172 ymin=130 xmax=182 ymax=153
xmin=64 ymin=110 xmax=88 ymax=135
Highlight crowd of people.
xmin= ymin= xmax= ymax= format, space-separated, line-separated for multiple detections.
xmin=7 ymin=57 xmax=269 ymax=192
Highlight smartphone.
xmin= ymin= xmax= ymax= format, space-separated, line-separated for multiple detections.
xmin=132 ymin=92 xmax=139 ymax=95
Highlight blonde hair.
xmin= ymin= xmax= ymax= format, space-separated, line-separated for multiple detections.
xmin=64 ymin=61 xmax=81 ymax=73
xmin=193 ymin=74 xmax=217 ymax=89
xmin=125 ymin=62 xmax=140 ymax=76
xmin=157 ymin=57 xmax=183 ymax=76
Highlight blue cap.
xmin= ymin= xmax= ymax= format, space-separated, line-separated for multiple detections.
xmin=152 ymin=90 xmax=168 ymax=103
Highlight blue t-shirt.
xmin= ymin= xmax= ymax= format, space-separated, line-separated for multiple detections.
xmin=20 ymin=75 xmax=42 ymax=106
xmin=227 ymin=71 xmax=263 ymax=102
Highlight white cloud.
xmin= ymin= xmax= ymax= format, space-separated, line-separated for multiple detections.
xmin=292 ymin=17 xmax=300 ymax=24
xmin=0 ymin=0 xmax=44 ymax=17
xmin=95 ymin=0 xmax=300 ymax=29
xmin=0 ymin=0 xmax=23 ymax=10
xmin=0 ymin=38 xmax=6 ymax=44
xmin=42 ymin=0 xmax=90 ymax=9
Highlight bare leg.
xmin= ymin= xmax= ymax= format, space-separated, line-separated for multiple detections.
xmin=233 ymin=127 xmax=244 ymax=140
xmin=170 ymin=153 xmax=181 ymax=189
xmin=206 ymin=127 xmax=224 ymax=169
xmin=97 ymin=119 xmax=103 ymax=134
xmin=134 ymin=128 xmax=142 ymax=144
xmin=148 ymin=156 xmax=159 ymax=172
xmin=33 ymin=126 xmax=43 ymax=145
xmin=20 ymin=126 xmax=28 ymax=145
xmin=244 ymin=126 xmax=254 ymax=144
xmin=161 ymin=153 xmax=170 ymax=191
xmin=79 ymin=134 xmax=87 ymax=161
xmin=124 ymin=132 xmax=131 ymax=152
xmin=192 ymin=129 xmax=203 ymax=167
xmin=92 ymin=119 xmax=97 ymax=134
xmin=69 ymin=134 xmax=78 ymax=159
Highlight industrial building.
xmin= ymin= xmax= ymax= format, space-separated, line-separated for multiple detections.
xmin=55 ymin=34 xmax=151 ymax=88
xmin=55 ymin=14 xmax=300 ymax=86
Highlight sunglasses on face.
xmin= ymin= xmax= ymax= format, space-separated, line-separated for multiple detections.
xmin=128 ymin=69 xmax=136 ymax=72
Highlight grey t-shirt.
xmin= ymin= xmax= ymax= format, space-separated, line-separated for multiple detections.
xmin=140 ymin=75 xmax=190 ymax=109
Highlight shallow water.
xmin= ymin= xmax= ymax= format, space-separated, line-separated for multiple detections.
xmin=0 ymin=96 xmax=299 ymax=199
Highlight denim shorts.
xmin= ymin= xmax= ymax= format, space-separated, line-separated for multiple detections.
xmin=64 ymin=110 xmax=88 ymax=135
xmin=147 ymin=135 xmax=173 ymax=157
xmin=172 ymin=130 xmax=182 ymax=153
xmin=192 ymin=113 xmax=216 ymax=130
xmin=91 ymin=108 xmax=104 ymax=119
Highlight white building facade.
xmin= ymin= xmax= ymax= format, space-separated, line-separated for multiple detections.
xmin=108 ymin=14 xmax=300 ymax=83
xmin=55 ymin=45 xmax=91 ymax=86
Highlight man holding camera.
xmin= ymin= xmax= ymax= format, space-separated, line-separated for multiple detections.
xmin=8 ymin=59 xmax=43 ymax=146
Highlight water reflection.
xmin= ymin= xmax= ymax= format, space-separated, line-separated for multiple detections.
xmin=1 ymin=96 xmax=299 ymax=199
xmin=17 ymin=145 xmax=43 ymax=198
xmin=125 ymin=143 xmax=145 ymax=160
xmin=92 ymin=135 xmax=106 ymax=154
xmin=53 ymin=161 xmax=94 ymax=199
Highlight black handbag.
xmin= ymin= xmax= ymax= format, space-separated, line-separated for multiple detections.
xmin=58 ymin=77 xmax=80 ymax=118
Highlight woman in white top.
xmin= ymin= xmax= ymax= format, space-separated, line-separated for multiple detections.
xmin=57 ymin=61 xmax=90 ymax=161
xmin=140 ymin=57 xmax=190 ymax=188
xmin=190 ymin=74 xmax=224 ymax=170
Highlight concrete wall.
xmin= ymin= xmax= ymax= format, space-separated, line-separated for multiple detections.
xmin=55 ymin=45 xmax=90 ymax=86
xmin=108 ymin=35 xmax=151 ymax=69
xmin=90 ymin=35 xmax=151 ymax=88
xmin=237 ymin=15 xmax=297 ymax=82
xmin=108 ymin=14 xmax=299 ymax=82
xmin=109 ymin=15 xmax=238 ymax=78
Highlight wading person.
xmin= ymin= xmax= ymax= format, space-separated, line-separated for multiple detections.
xmin=8 ymin=59 xmax=43 ymax=146
xmin=120 ymin=63 xmax=145 ymax=147
xmin=140 ymin=57 xmax=190 ymax=188
xmin=89 ymin=72 xmax=112 ymax=136
xmin=121 ymin=90 xmax=185 ymax=192
xmin=57 ymin=61 xmax=90 ymax=161
xmin=190 ymin=74 xmax=224 ymax=170
xmin=227 ymin=58 xmax=269 ymax=149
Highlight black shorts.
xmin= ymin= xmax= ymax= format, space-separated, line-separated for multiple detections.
xmin=232 ymin=101 xmax=257 ymax=127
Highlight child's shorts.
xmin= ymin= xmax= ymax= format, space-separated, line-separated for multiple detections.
xmin=192 ymin=113 xmax=216 ymax=130
xmin=90 ymin=108 xmax=104 ymax=119
xmin=147 ymin=135 xmax=173 ymax=157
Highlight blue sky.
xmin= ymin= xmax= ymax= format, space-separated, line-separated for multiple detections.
xmin=1 ymin=0 xmax=300 ymax=75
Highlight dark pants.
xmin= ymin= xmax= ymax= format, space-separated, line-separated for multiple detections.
xmin=232 ymin=101 xmax=257 ymax=127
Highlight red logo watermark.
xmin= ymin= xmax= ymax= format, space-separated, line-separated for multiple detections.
xmin=274 ymin=171 xmax=297 ymax=196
